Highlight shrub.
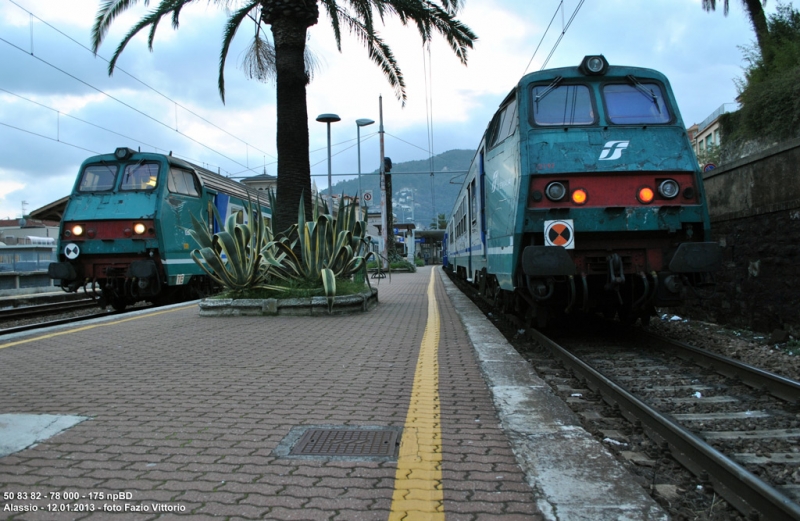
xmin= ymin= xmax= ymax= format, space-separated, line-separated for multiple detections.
xmin=191 ymin=192 xmax=375 ymax=313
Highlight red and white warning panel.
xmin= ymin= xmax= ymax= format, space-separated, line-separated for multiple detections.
xmin=544 ymin=220 xmax=574 ymax=249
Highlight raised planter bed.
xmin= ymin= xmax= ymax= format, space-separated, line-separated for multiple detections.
xmin=198 ymin=287 xmax=378 ymax=317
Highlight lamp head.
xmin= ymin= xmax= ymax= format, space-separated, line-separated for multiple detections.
xmin=316 ymin=113 xmax=341 ymax=123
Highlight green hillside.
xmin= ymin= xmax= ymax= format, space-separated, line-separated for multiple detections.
xmin=329 ymin=149 xmax=476 ymax=230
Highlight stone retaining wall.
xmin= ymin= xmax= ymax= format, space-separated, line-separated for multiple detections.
xmin=677 ymin=138 xmax=800 ymax=336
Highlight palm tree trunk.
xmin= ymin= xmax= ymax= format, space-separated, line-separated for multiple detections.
xmin=271 ymin=17 xmax=313 ymax=235
xmin=742 ymin=0 xmax=772 ymax=65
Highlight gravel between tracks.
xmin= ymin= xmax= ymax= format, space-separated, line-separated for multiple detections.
xmin=646 ymin=312 xmax=800 ymax=383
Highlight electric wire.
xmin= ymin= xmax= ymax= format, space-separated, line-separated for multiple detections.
xmin=422 ymin=43 xmax=437 ymax=226
xmin=522 ymin=0 xmax=563 ymax=76
xmin=0 ymin=88 xmax=164 ymax=153
xmin=0 ymin=121 xmax=100 ymax=155
xmin=0 ymin=34 xmax=258 ymax=175
xmin=5 ymin=0 xmax=276 ymax=161
xmin=540 ymin=0 xmax=586 ymax=70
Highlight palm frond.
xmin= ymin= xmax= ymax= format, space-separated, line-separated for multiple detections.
xmin=218 ymin=1 xmax=260 ymax=102
xmin=92 ymin=0 xmax=143 ymax=53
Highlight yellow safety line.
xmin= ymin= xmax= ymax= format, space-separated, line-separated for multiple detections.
xmin=389 ymin=268 xmax=444 ymax=520
xmin=0 ymin=305 xmax=196 ymax=350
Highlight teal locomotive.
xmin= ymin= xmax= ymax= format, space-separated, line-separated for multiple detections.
xmin=48 ymin=147 xmax=269 ymax=310
xmin=444 ymin=55 xmax=721 ymax=327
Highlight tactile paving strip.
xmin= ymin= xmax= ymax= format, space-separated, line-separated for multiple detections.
xmin=290 ymin=428 xmax=400 ymax=457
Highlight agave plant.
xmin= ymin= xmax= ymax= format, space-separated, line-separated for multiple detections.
xmin=262 ymin=193 xmax=374 ymax=311
xmin=189 ymin=196 xmax=285 ymax=293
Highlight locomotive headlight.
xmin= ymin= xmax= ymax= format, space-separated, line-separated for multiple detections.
xmin=114 ymin=147 xmax=133 ymax=160
xmin=571 ymin=189 xmax=588 ymax=205
xmin=545 ymin=182 xmax=567 ymax=201
xmin=71 ymin=224 xmax=84 ymax=236
xmin=637 ymin=187 xmax=655 ymax=204
xmin=133 ymin=223 xmax=147 ymax=235
xmin=658 ymin=179 xmax=680 ymax=199
xmin=579 ymin=55 xmax=609 ymax=75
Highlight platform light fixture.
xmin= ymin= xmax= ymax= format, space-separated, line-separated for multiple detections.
xmin=316 ymin=113 xmax=341 ymax=202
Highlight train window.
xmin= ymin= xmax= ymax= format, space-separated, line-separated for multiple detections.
xmin=470 ymin=179 xmax=477 ymax=225
xmin=78 ymin=164 xmax=117 ymax=192
xmin=531 ymin=84 xmax=594 ymax=126
xmin=603 ymin=83 xmax=670 ymax=124
xmin=120 ymin=163 xmax=159 ymax=191
xmin=487 ymin=99 xmax=518 ymax=148
xmin=231 ymin=205 xmax=245 ymax=224
xmin=168 ymin=168 xmax=201 ymax=197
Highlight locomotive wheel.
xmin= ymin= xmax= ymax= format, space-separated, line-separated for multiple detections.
xmin=110 ymin=298 xmax=127 ymax=312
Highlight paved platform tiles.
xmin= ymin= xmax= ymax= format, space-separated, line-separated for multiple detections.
xmin=0 ymin=267 xmax=665 ymax=520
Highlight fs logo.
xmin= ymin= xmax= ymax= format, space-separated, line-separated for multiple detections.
xmin=598 ymin=140 xmax=630 ymax=161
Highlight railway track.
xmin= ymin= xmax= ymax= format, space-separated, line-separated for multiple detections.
xmin=0 ymin=298 xmax=99 ymax=320
xmin=529 ymin=328 xmax=800 ymax=521
xmin=0 ymin=298 xmax=151 ymax=336
xmin=449 ymin=273 xmax=800 ymax=520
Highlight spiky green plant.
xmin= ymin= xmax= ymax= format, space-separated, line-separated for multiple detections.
xmin=262 ymin=194 xmax=374 ymax=312
xmin=189 ymin=196 xmax=285 ymax=293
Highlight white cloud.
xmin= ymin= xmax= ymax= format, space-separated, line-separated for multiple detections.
xmin=0 ymin=0 xmax=781 ymax=217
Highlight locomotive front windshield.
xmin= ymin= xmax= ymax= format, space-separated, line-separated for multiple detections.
xmin=532 ymin=84 xmax=594 ymax=126
xmin=604 ymin=82 xmax=671 ymax=124
xmin=120 ymin=162 xmax=159 ymax=191
xmin=530 ymin=78 xmax=672 ymax=127
xmin=78 ymin=164 xmax=117 ymax=192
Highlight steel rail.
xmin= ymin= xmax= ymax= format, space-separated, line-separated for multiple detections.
xmin=0 ymin=299 xmax=97 ymax=320
xmin=638 ymin=330 xmax=800 ymax=404
xmin=526 ymin=327 xmax=800 ymax=521
xmin=0 ymin=311 xmax=118 ymax=335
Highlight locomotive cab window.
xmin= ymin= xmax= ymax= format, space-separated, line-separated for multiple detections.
xmin=487 ymin=98 xmax=517 ymax=148
xmin=78 ymin=164 xmax=117 ymax=192
xmin=603 ymin=81 xmax=671 ymax=124
xmin=531 ymin=84 xmax=594 ymax=126
xmin=120 ymin=162 xmax=159 ymax=191
xmin=168 ymin=168 xmax=201 ymax=197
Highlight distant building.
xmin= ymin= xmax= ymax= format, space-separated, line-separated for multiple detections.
xmin=0 ymin=218 xmax=59 ymax=245
xmin=239 ymin=170 xmax=277 ymax=194
xmin=689 ymin=103 xmax=737 ymax=163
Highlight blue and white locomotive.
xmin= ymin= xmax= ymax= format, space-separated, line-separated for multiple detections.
xmin=48 ymin=147 xmax=269 ymax=310
xmin=444 ymin=55 xmax=721 ymax=326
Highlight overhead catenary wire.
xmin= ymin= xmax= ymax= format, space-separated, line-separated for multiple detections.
xmin=522 ymin=0 xmax=563 ymax=76
xmin=0 ymin=88 xmax=165 ymax=153
xmin=5 ymin=0 xmax=276 ymax=161
xmin=0 ymin=35 xmax=258 ymax=175
xmin=0 ymin=121 xmax=100 ymax=155
xmin=422 ymin=43 xmax=437 ymax=224
xmin=541 ymin=0 xmax=586 ymax=70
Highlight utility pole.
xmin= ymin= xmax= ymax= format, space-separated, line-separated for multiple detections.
xmin=379 ymin=96 xmax=388 ymax=269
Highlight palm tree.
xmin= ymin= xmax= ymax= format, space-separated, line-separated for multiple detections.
xmin=91 ymin=0 xmax=477 ymax=235
xmin=702 ymin=0 xmax=770 ymax=63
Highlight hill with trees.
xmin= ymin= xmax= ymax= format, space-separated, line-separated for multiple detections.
xmin=329 ymin=149 xmax=476 ymax=230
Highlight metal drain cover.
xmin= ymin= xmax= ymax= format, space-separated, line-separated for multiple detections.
xmin=290 ymin=428 xmax=399 ymax=457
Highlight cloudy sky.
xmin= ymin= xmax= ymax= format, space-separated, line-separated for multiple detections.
xmin=0 ymin=0 xmax=775 ymax=220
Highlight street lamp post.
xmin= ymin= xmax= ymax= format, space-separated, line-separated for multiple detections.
xmin=316 ymin=113 xmax=340 ymax=204
xmin=356 ymin=118 xmax=374 ymax=210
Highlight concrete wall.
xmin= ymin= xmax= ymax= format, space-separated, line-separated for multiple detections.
xmin=679 ymin=137 xmax=800 ymax=335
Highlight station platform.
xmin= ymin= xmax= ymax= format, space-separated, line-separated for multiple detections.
xmin=0 ymin=267 xmax=666 ymax=520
